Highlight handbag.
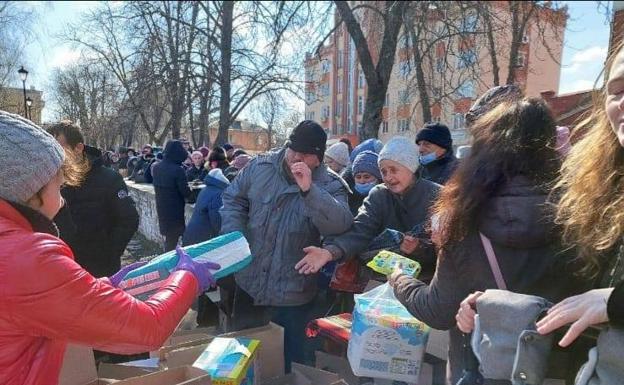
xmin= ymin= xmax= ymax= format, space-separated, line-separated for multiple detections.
xmin=455 ymin=233 xmax=497 ymax=385
xmin=329 ymin=258 xmax=368 ymax=293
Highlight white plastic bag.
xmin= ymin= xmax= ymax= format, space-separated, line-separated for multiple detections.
xmin=348 ymin=283 xmax=430 ymax=383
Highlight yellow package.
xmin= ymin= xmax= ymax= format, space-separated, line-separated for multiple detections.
xmin=366 ymin=250 xmax=421 ymax=277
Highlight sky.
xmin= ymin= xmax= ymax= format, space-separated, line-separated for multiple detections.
xmin=14 ymin=1 xmax=614 ymax=121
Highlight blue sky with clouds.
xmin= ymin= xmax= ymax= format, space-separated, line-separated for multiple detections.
xmin=18 ymin=1 xmax=613 ymax=120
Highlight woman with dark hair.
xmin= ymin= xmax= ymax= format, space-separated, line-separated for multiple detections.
xmin=388 ymin=97 xmax=579 ymax=384
xmin=205 ymin=146 xmax=230 ymax=174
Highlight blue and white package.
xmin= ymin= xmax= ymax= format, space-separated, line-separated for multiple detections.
xmin=118 ymin=231 xmax=251 ymax=300
xmin=347 ymin=283 xmax=430 ymax=383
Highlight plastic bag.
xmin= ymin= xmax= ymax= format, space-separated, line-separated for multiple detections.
xmin=348 ymin=283 xmax=430 ymax=383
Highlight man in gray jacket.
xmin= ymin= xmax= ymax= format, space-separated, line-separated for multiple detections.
xmin=220 ymin=120 xmax=352 ymax=371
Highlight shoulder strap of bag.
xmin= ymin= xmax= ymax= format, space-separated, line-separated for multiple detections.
xmin=479 ymin=232 xmax=507 ymax=290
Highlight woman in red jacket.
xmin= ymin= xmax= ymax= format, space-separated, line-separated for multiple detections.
xmin=0 ymin=111 xmax=219 ymax=385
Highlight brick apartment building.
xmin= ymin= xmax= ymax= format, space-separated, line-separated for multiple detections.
xmin=304 ymin=1 xmax=567 ymax=147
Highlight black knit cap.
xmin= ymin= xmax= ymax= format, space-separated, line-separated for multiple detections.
xmin=287 ymin=120 xmax=327 ymax=162
xmin=416 ymin=123 xmax=453 ymax=151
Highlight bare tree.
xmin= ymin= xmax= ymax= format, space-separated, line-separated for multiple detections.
xmin=256 ymin=92 xmax=286 ymax=150
xmin=332 ymin=1 xmax=408 ymax=140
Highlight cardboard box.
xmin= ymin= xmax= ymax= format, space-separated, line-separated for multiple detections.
xmin=58 ymin=344 xmax=117 ymax=385
xmin=262 ymin=363 xmax=342 ymax=385
xmin=159 ymin=323 xmax=284 ymax=382
xmin=424 ymin=329 xmax=449 ymax=361
xmin=113 ymin=366 xmax=211 ymax=385
xmin=98 ymin=363 xmax=153 ymax=380
xmin=315 ymin=351 xmax=432 ymax=385
xmin=192 ymin=337 xmax=260 ymax=385
xmin=315 ymin=351 xmax=360 ymax=385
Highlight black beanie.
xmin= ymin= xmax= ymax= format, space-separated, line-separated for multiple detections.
xmin=416 ymin=123 xmax=453 ymax=151
xmin=287 ymin=120 xmax=327 ymax=162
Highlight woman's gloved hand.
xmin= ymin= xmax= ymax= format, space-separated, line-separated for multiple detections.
xmin=174 ymin=245 xmax=221 ymax=294
xmin=108 ymin=261 xmax=148 ymax=287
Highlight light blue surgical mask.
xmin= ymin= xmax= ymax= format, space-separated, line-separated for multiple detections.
xmin=419 ymin=152 xmax=438 ymax=165
xmin=355 ymin=182 xmax=376 ymax=195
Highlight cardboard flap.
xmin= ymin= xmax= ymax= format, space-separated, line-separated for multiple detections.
xmin=292 ymin=363 xmax=340 ymax=384
xmin=98 ymin=363 xmax=152 ymax=380
xmin=113 ymin=366 xmax=211 ymax=385
xmin=59 ymin=344 xmax=98 ymax=385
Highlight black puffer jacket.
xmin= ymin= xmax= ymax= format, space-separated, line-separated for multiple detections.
xmin=54 ymin=146 xmax=139 ymax=277
xmin=419 ymin=151 xmax=459 ymax=185
xmin=393 ymin=176 xmax=585 ymax=384
xmin=152 ymin=140 xmax=192 ymax=236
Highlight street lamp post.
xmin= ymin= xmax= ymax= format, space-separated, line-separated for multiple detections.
xmin=26 ymin=97 xmax=33 ymax=121
xmin=17 ymin=66 xmax=28 ymax=119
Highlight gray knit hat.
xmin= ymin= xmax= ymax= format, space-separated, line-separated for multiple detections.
xmin=378 ymin=136 xmax=419 ymax=173
xmin=0 ymin=111 xmax=65 ymax=203
xmin=325 ymin=142 xmax=350 ymax=167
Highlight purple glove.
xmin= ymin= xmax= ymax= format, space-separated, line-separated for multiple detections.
xmin=108 ymin=261 xmax=148 ymax=287
xmin=174 ymin=245 xmax=221 ymax=293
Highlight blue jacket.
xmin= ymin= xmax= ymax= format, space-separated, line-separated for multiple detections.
xmin=152 ymin=140 xmax=191 ymax=235
xmin=182 ymin=174 xmax=228 ymax=246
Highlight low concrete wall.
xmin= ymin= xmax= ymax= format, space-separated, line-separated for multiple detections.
xmin=126 ymin=181 xmax=195 ymax=244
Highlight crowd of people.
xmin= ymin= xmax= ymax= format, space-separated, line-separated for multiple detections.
xmin=4 ymin=43 xmax=624 ymax=385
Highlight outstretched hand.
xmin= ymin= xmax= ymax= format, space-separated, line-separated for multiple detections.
xmin=536 ymin=288 xmax=613 ymax=347
xmin=295 ymin=246 xmax=332 ymax=275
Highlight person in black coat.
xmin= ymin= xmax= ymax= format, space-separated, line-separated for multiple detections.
xmin=152 ymin=140 xmax=192 ymax=251
xmin=48 ymin=122 xmax=139 ymax=278
xmin=416 ymin=123 xmax=459 ymax=185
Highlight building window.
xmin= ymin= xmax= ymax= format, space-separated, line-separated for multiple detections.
xmin=398 ymin=119 xmax=410 ymax=132
xmin=306 ymin=91 xmax=316 ymax=103
xmin=337 ymin=76 xmax=343 ymax=94
xmin=432 ymin=87 xmax=441 ymax=98
xmin=358 ymin=72 xmax=366 ymax=88
xmin=398 ymin=60 xmax=411 ymax=78
xmin=461 ymin=12 xmax=478 ymax=33
xmin=436 ymin=57 xmax=445 ymax=73
xmin=320 ymin=83 xmax=330 ymax=97
xmin=457 ymin=80 xmax=476 ymax=99
xmin=453 ymin=113 xmax=466 ymax=130
xmin=321 ymin=106 xmax=331 ymax=120
xmin=457 ymin=49 xmax=477 ymax=69
xmin=384 ymin=93 xmax=390 ymax=107
xmin=336 ymin=103 xmax=342 ymax=116
xmin=337 ymin=50 xmax=343 ymax=69
xmin=305 ymin=69 xmax=315 ymax=82
xmin=398 ymin=89 xmax=410 ymax=105
xmin=321 ymin=59 xmax=331 ymax=73
xmin=382 ymin=121 xmax=389 ymax=133
xmin=515 ymin=52 xmax=526 ymax=68
xmin=400 ymin=33 xmax=410 ymax=49
xmin=358 ymin=96 xmax=364 ymax=114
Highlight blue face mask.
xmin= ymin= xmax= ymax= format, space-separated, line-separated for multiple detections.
xmin=355 ymin=182 xmax=376 ymax=195
xmin=419 ymin=152 xmax=438 ymax=165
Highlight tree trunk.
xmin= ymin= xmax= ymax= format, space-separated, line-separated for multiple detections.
xmin=410 ymin=27 xmax=431 ymax=124
xmin=483 ymin=5 xmax=500 ymax=86
xmin=215 ymin=1 xmax=234 ymax=145
xmin=335 ymin=1 xmax=406 ymax=141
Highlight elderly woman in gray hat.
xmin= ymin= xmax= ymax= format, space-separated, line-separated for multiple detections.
xmin=296 ymin=136 xmax=440 ymax=281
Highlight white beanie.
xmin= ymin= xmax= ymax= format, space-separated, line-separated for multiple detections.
xmin=325 ymin=142 xmax=350 ymax=167
xmin=0 ymin=111 xmax=65 ymax=203
xmin=208 ymin=168 xmax=230 ymax=185
xmin=378 ymin=136 xmax=419 ymax=173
